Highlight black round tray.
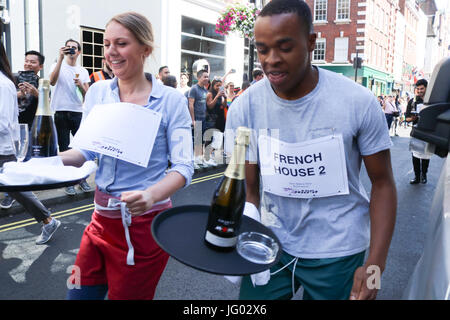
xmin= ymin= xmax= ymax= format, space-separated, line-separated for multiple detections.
xmin=0 ymin=176 xmax=87 ymax=192
xmin=151 ymin=205 xmax=282 ymax=276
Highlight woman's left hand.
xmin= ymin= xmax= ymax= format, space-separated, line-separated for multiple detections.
xmin=121 ymin=190 xmax=155 ymax=216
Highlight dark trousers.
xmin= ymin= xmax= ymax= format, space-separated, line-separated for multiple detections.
xmin=54 ymin=111 xmax=82 ymax=152
xmin=0 ymin=154 xmax=51 ymax=222
xmin=385 ymin=113 xmax=394 ymax=130
xmin=412 ymin=155 xmax=430 ymax=178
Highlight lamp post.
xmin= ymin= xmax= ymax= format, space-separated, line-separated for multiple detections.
xmin=354 ymin=50 xmax=359 ymax=82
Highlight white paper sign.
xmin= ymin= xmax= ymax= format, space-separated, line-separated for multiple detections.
xmin=70 ymin=103 xmax=162 ymax=167
xmin=258 ymin=134 xmax=349 ymax=198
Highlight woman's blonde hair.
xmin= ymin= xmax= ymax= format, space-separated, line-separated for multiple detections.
xmin=107 ymin=12 xmax=154 ymax=50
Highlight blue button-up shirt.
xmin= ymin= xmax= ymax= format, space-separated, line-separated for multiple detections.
xmin=78 ymin=73 xmax=193 ymax=197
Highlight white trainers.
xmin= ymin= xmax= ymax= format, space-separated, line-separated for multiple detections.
xmin=194 ymin=156 xmax=204 ymax=169
xmin=203 ymin=158 xmax=218 ymax=167
xmin=35 ymin=218 xmax=61 ymax=245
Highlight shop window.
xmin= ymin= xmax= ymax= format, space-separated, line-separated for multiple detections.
xmin=181 ymin=16 xmax=226 ymax=84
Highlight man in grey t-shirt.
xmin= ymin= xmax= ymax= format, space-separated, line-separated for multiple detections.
xmin=225 ymin=0 xmax=396 ymax=301
xmin=188 ymin=70 xmax=209 ymax=168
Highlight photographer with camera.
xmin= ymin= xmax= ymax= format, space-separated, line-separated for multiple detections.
xmin=49 ymin=39 xmax=91 ymax=195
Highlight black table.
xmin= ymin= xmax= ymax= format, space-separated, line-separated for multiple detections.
xmin=151 ymin=205 xmax=282 ymax=276
xmin=0 ymin=176 xmax=88 ymax=192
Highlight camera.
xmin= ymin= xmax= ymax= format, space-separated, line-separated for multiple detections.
xmin=65 ymin=47 xmax=76 ymax=55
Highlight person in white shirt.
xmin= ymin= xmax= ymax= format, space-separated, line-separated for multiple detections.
xmin=177 ymin=72 xmax=190 ymax=94
xmin=383 ymin=95 xmax=398 ymax=130
xmin=0 ymin=42 xmax=61 ymax=245
xmin=49 ymin=39 xmax=91 ymax=195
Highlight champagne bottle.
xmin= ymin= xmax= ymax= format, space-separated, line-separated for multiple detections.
xmin=204 ymin=126 xmax=251 ymax=251
xmin=30 ymin=79 xmax=58 ymax=157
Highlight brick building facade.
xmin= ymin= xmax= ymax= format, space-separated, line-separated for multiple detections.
xmin=305 ymin=0 xmax=400 ymax=95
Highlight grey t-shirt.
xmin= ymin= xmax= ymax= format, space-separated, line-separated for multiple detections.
xmin=225 ymin=67 xmax=392 ymax=259
xmin=188 ymin=84 xmax=208 ymax=121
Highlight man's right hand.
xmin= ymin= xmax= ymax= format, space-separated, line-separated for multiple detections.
xmin=406 ymin=115 xmax=418 ymax=122
xmin=59 ymin=46 xmax=68 ymax=60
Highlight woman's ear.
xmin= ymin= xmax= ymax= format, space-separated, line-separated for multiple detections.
xmin=144 ymin=45 xmax=153 ymax=58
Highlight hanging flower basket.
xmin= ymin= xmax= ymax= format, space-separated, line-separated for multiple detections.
xmin=215 ymin=2 xmax=259 ymax=40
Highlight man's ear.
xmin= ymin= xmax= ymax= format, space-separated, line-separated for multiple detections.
xmin=308 ymin=33 xmax=317 ymax=53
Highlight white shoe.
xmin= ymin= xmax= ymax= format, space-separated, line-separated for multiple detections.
xmin=203 ymin=158 xmax=218 ymax=167
xmin=194 ymin=156 xmax=204 ymax=169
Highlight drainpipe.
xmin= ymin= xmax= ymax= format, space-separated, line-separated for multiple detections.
xmin=38 ymin=0 xmax=43 ymax=77
xmin=24 ymin=0 xmax=29 ymax=52
xmin=248 ymin=0 xmax=255 ymax=82
xmin=1 ymin=0 xmax=12 ymax=62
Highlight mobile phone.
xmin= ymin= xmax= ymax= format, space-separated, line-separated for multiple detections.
xmin=17 ymin=70 xmax=39 ymax=87
xmin=65 ymin=47 xmax=75 ymax=55
xmin=230 ymin=69 xmax=236 ymax=73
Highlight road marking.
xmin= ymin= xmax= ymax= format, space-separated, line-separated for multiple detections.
xmin=0 ymin=170 xmax=224 ymax=233
xmin=0 ymin=205 xmax=94 ymax=233
xmin=192 ymin=172 xmax=224 ymax=184
xmin=0 ymin=203 xmax=95 ymax=230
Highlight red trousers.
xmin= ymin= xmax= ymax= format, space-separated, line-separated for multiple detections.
xmin=73 ymin=210 xmax=169 ymax=300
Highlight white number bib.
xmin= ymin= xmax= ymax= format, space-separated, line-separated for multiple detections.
xmin=258 ymin=134 xmax=349 ymax=198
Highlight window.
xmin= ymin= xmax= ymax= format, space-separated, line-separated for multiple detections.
xmin=181 ymin=16 xmax=226 ymax=84
xmin=80 ymin=27 xmax=105 ymax=75
xmin=313 ymin=38 xmax=326 ymax=61
xmin=334 ymin=37 xmax=348 ymax=62
xmin=314 ymin=0 xmax=327 ymax=22
xmin=336 ymin=0 xmax=350 ymax=21
xmin=244 ymin=38 xmax=260 ymax=80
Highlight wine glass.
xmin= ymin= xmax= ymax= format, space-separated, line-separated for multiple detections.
xmin=13 ymin=124 xmax=29 ymax=162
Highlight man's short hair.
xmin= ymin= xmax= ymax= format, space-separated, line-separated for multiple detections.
xmin=259 ymin=0 xmax=313 ymax=35
xmin=242 ymin=80 xmax=251 ymax=90
xmin=252 ymin=69 xmax=264 ymax=78
xmin=25 ymin=50 xmax=45 ymax=65
xmin=65 ymin=39 xmax=81 ymax=51
xmin=197 ymin=69 xmax=208 ymax=79
xmin=415 ymin=79 xmax=428 ymax=88
xmin=159 ymin=66 xmax=168 ymax=74
xmin=162 ymin=75 xmax=177 ymax=88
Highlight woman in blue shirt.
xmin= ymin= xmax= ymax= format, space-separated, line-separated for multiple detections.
xmin=62 ymin=12 xmax=193 ymax=300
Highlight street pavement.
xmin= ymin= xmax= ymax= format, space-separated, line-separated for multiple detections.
xmin=0 ymin=124 xmax=446 ymax=300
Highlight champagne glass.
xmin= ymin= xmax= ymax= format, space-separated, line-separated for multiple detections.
xmin=14 ymin=124 xmax=29 ymax=162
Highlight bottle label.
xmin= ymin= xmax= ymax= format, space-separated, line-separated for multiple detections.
xmin=31 ymin=145 xmax=43 ymax=157
xmin=205 ymin=231 xmax=237 ymax=247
